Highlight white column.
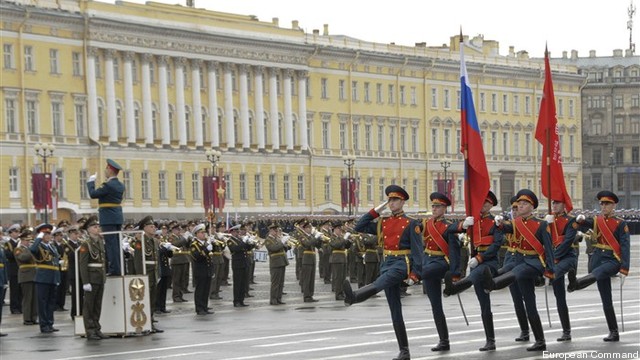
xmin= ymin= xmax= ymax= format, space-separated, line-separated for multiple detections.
xmin=123 ymin=52 xmax=136 ymax=145
xmin=158 ymin=55 xmax=170 ymax=147
xmin=297 ymin=70 xmax=309 ymax=151
xmin=192 ymin=59 xmax=203 ymax=149
xmin=175 ymin=57 xmax=187 ymax=148
xmin=87 ymin=47 xmax=99 ymax=141
xmin=239 ymin=64 xmax=250 ymax=150
xmin=254 ymin=65 xmax=265 ymax=150
xmin=269 ymin=67 xmax=279 ymax=150
xmin=104 ymin=49 xmax=117 ymax=144
xmin=283 ymin=69 xmax=294 ymax=151
xmin=141 ymin=54 xmax=153 ymax=147
xmin=207 ymin=61 xmax=220 ymax=148
xmin=223 ymin=63 xmax=235 ymax=148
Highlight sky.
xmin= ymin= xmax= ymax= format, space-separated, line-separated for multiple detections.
xmin=110 ymin=0 xmax=637 ymax=59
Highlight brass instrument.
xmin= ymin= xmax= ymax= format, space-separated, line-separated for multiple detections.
xmin=280 ymin=232 xmax=300 ymax=248
xmin=59 ymin=239 xmax=70 ymax=271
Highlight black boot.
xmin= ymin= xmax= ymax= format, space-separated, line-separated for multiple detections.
xmin=557 ymin=306 xmax=572 ymax=342
xmin=603 ymin=306 xmax=619 ymax=342
xmin=431 ymin=316 xmax=450 ymax=351
xmin=343 ymin=280 xmax=377 ymax=306
xmin=526 ymin=315 xmax=546 ymax=351
xmin=514 ymin=311 xmax=530 ymax=341
xmin=479 ymin=313 xmax=496 ymax=351
xmin=567 ymin=271 xmax=596 ymax=292
xmin=487 ymin=271 xmax=516 ymax=292
xmin=431 ymin=339 xmax=450 ymax=352
xmin=392 ymin=322 xmax=410 ymax=360
xmin=444 ymin=272 xmax=472 ymax=297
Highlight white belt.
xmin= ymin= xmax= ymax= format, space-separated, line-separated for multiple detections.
xmin=88 ymin=263 xmax=103 ymax=268
xmin=145 ymin=261 xmax=156 ymax=265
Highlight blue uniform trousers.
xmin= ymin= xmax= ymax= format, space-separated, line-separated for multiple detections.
xmin=36 ymin=282 xmax=56 ymax=331
xmin=101 ymin=224 xmax=122 ymax=276
xmin=501 ymin=251 xmax=529 ymax=333
xmin=470 ymin=258 xmax=499 ymax=318
xmin=373 ymin=255 xmax=410 ymax=323
xmin=552 ymin=253 xmax=577 ymax=332
xmin=421 ymin=255 xmax=449 ymax=340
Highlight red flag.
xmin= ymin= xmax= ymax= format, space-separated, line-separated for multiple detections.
xmin=32 ymin=173 xmax=52 ymax=210
xmin=535 ymin=47 xmax=573 ymax=212
xmin=203 ymin=175 xmax=213 ymax=212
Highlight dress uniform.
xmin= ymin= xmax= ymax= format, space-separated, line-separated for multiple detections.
xmin=264 ymin=224 xmax=289 ymax=305
xmin=190 ymin=224 xmax=214 ymax=315
xmin=226 ymin=225 xmax=251 ymax=307
xmin=346 ymin=185 xmax=424 ymax=360
xmin=421 ymin=192 xmax=469 ymax=352
xmin=319 ymin=220 xmax=333 ymax=285
xmin=155 ymin=231 xmax=173 ymax=314
xmin=66 ymin=225 xmax=83 ymax=319
xmin=329 ymin=221 xmax=349 ymax=300
xmin=209 ymin=230 xmax=226 ymax=300
xmin=52 ymin=228 xmax=69 ymax=311
xmin=30 ymin=223 xmax=61 ymax=333
xmin=570 ymin=191 xmax=630 ymax=342
xmin=362 ymin=233 xmax=380 ymax=285
xmin=87 ymin=158 xmax=125 ymax=276
xmin=3 ymin=224 xmax=22 ymax=314
xmin=297 ymin=220 xmax=322 ymax=302
xmin=548 ymin=199 xmax=578 ymax=342
xmin=483 ymin=189 xmax=555 ymax=351
xmin=444 ymin=191 xmax=504 ymax=351
xmin=0 ymin=237 xmax=8 ymax=336
xmin=15 ymin=228 xmax=38 ymax=325
xmin=169 ymin=223 xmax=190 ymax=302
xmin=132 ymin=216 xmax=163 ymax=333
xmin=78 ymin=216 xmax=108 ymax=340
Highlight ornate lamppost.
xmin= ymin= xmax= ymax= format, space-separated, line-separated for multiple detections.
xmin=343 ymin=154 xmax=356 ymax=216
xmin=440 ymin=159 xmax=451 ymax=202
xmin=205 ymin=149 xmax=222 ymax=221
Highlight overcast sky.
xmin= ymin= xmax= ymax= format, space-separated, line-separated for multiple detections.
xmin=112 ymin=0 xmax=636 ymax=58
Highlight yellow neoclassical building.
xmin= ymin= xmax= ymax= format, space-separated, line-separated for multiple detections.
xmin=1 ymin=0 xmax=585 ymax=224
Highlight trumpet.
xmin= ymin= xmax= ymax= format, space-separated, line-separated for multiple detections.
xmin=311 ymin=227 xmax=331 ymax=243
xmin=207 ymin=235 xmax=226 ymax=248
xmin=280 ymin=233 xmax=300 ymax=248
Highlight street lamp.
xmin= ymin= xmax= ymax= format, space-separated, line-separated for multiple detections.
xmin=608 ymin=152 xmax=616 ymax=190
xmin=440 ymin=159 xmax=451 ymax=200
xmin=343 ymin=154 xmax=356 ymax=216
xmin=205 ymin=149 xmax=222 ymax=222
xmin=34 ymin=142 xmax=55 ymax=224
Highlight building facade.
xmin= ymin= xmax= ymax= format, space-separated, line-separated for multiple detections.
xmin=1 ymin=0 xmax=585 ymax=223
xmin=555 ymin=49 xmax=640 ymax=210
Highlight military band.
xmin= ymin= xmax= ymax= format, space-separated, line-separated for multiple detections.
xmin=78 ymin=216 xmax=108 ymax=340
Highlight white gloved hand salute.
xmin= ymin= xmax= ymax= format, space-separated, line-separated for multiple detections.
xmin=374 ymin=200 xmax=389 ymax=214
xmin=462 ymin=216 xmax=474 ymax=229
xmin=544 ymin=214 xmax=555 ymax=224
xmin=494 ymin=215 xmax=504 ymax=226
xmin=88 ymin=172 xmax=97 ymax=183
xmin=576 ymin=214 xmax=586 ymax=223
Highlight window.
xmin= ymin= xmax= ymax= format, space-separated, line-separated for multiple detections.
xmin=366 ymin=177 xmax=373 ymax=202
xmin=456 ymin=129 xmax=461 ymax=152
xmin=513 ymin=95 xmax=520 ymax=114
xmin=24 ymin=46 xmax=34 ymax=71
xmin=54 ymin=169 xmax=65 ymax=199
xmin=353 ymin=124 xmax=359 ymax=151
xmin=479 ymin=92 xmax=486 ymax=112
xmin=365 ymin=124 xmax=372 ymax=151
xmin=322 ymin=121 xmax=329 ymax=149
xmin=525 ymin=96 xmax=531 ymax=115
xmin=5 ymin=98 xmax=17 ymax=133
xmin=525 ymin=133 xmax=531 ymax=156
xmin=444 ymin=89 xmax=450 ymax=109
xmin=431 ymin=128 xmax=438 ymax=153
xmin=502 ymin=94 xmax=508 ymax=113
xmin=49 ymin=49 xmax=59 ymax=74
xmin=224 ymin=174 xmax=232 ymax=200
xmin=283 ymin=174 xmax=291 ymax=200
xmin=141 ymin=171 xmax=150 ymax=200
xmin=324 ymin=176 xmax=331 ymax=201
xmin=399 ymin=85 xmax=405 ymax=105
xmin=592 ymin=118 xmax=602 ymax=135
xmin=123 ymin=171 xmax=133 ymax=199
xmin=631 ymin=116 xmax=639 ymax=133
xmin=9 ymin=167 xmax=19 ymax=198
xmin=75 ymin=103 xmax=85 ymax=136
xmin=52 ymin=102 xmax=63 ymax=136
xmin=378 ymin=125 xmax=384 ymax=151
xmin=632 ymin=95 xmax=640 ymax=108
xmin=413 ymin=179 xmax=419 ymax=202
xmin=297 ymin=174 xmax=305 ymax=200
xmin=269 ymin=174 xmax=277 ymax=201
xmin=321 ymin=78 xmax=328 ymax=99
xmin=376 ymin=83 xmax=383 ymax=103
xmin=364 ymin=82 xmax=370 ymax=102
xmin=431 ymin=88 xmax=438 ymax=108
xmin=514 ymin=133 xmax=520 ymax=156
xmin=338 ymin=79 xmax=346 ymax=100
xmin=410 ymin=86 xmax=417 ymax=106
xmin=592 ymin=149 xmax=602 ymax=166
xmin=569 ymin=99 xmax=574 ymax=117
xmin=26 ymin=100 xmax=37 ymax=134
xmin=558 ymin=98 xmax=564 ymax=117
xmin=388 ymin=84 xmax=395 ymax=104
xmin=632 ymin=147 xmax=639 ymax=164
xmin=411 ymin=127 xmax=418 ymax=153
xmin=239 ymin=173 xmax=247 ymax=200
xmin=616 ymin=147 xmax=623 ymax=164
xmin=158 ymin=172 xmax=167 ymax=200
xmin=175 ymin=172 xmax=184 ymax=200
xmin=79 ymin=170 xmax=88 ymax=199
xmin=72 ymin=52 xmax=82 ymax=76
xmin=389 ymin=126 xmax=396 ymax=152
xmin=491 ymin=131 xmax=497 ymax=155
xmin=3 ymin=44 xmax=14 ymax=69
xmin=591 ymin=173 xmax=602 ymax=188
xmin=617 ymin=175 xmax=625 ymax=192
xmin=491 ymin=93 xmax=497 ymax=112
xmin=191 ymin=172 xmax=200 ymax=200
xmin=378 ymin=178 xmax=385 ymax=201
xmin=352 ymin=81 xmax=358 ymax=101
xmin=615 ymin=117 xmax=624 ymax=134
xmin=569 ymin=135 xmax=574 ymax=158
xmin=255 ymin=174 xmax=263 ymax=201
xmin=614 ymin=95 xmax=624 ymax=108
xmin=339 ymin=123 xmax=346 ymax=150
xmin=502 ymin=132 xmax=508 ymax=156
xmin=444 ymin=129 xmax=450 ymax=154
xmin=456 ymin=90 xmax=461 ymax=110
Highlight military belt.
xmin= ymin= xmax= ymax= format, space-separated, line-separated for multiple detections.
xmin=37 ymin=264 xmax=59 ymax=271
xmin=365 ymin=249 xmax=377 ymax=253
xmin=270 ymin=251 xmax=286 ymax=257
xmin=332 ymin=250 xmax=347 ymax=254
xmin=98 ymin=203 xmax=122 ymax=208
xmin=174 ymin=251 xmax=190 ymax=255
xmin=88 ymin=263 xmax=103 ymax=268
xmin=517 ymin=249 xmax=539 ymax=256
xmin=424 ymin=249 xmax=445 ymax=256
xmin=475 ymin=246 xmax=489 ymax=252
xmin=19 ymin=264 xmax=37 ymax=269
xmin=212 ymin=252 xmax=222 ymax=255
xmin=303 ymin=251 xmax=315 ymax=255
xmin=594 ymin=243 xmax=613 ymax=251
xmin=382 ymin=249 xmax=411 ymax=256
xmin=0 ymin=263 xmax=4 ymax=268
xmin=145 ymin=260 xmax=156 ymax=265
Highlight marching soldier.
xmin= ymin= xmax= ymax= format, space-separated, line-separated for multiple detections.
xmin=264 ymin=224 xmax=289 ymax=305
xmin=345 ymin=185 xmax=424 ymax=360
xmin=420 ymin=192 xmax=470 ymax=352
xmin=226 ymin=224 xmax=251 ymax=307
xmin=78 ymin=216 xmax=108 ymax=340
xmin=155 ymin=230 xmax=173 ymax=314
xmin=132 ymin=216 xmax=163 ymax=333
xmin=444 ymin=191 xmax=504 ymax=351
xmin=169 ymin=222 xmax=190 ymax=303
xmin=30 ymin=223 xmax=61 ymax=334
xmin=484 ymin=189 xmax=555 ymax=351
xmin=329 ymin=221 xmax=349 ymax=300
xmin=0 ymin=235 xmax=8 ymax=336
xmin=3 ymin=223 xmax=22 ymax=314
xmin=569 ymin=191 xmax=630 ymax=342
xmin=297 ymin=219 xmax=322 ymax=303
xmin=87 ymin=158 xmax=125 ymax=276
xmin=15 ymin=228 xmax=38 ymax=326
xmin=547 ymin=198 xmax=578 ymax=342
xmin=190 ymin=224 xmax=214 ymax=315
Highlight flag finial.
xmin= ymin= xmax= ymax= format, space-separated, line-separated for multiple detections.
xmin=459 ymin=26 xmax=463 ymax=43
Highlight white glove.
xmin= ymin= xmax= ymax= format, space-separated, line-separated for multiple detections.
xmin=83 ymin=283 xmax=92 ymax=292
xmin=37 ymin=232 xmax=45 ymax=239
xmin=3 ymin=284 xmax=8 ymax=290
xmin=544 ymin=214 xmax=555 ymax=224
xmin=494 ymin=215 xmax=504 ymax=226
xmin=88 ymin=172 xmax=97 ymax=183
xmin=58 ymin=260 xmax=65 ymax=267
xmin=122 ymin=241 xmax=133 ymax=253
xmin=462 ymin=216 xmax=474 ymax=229
xmin=163 ymin=242 xmax=173 ymax=250
xmin=458 ymin=233 xmax=466 ymax=242
xmin=206 ymin=244 xmax=213 ymax=251
xmin=343 ymin=232 xmax=351 ymax=240
xmin=576 ymin=214 xmax=586 ymax=223
xmin=468 ymin=257 xmax=479 ymax=269
xmin=374 ymin=200 xmax=389 ymax=214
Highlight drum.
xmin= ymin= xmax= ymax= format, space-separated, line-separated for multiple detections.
xmin=254 ymin=250 xmax=268 ymax=262
xmin=286 ymin=249 xmax=295 ymax=260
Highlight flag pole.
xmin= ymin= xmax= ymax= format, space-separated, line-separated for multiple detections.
xmin=460 ymin=30 xmax=475 ymax=241
xmin=544 ymin=45 xmax=552 ymax=215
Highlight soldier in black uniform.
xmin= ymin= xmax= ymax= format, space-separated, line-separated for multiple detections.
xmin=0 ymin=234 xmax=8 ymax=337
xmin=3 ymin=224 xmax=22 ymax=314
xmin=52 ymin=227 xmax=69 ymax=312
xmin=190 ymin=224 xmax=214 ymax=315
xmin=133 ymin=216 xmax=163 ymax=333
xmin=66 ymin=225 xmax=82 ymax=319
xmin=155 ymin=231 xmax=174 ymax=314
xmin=226 ymin=224 xmax=251 ymax=307
xmin=78 ymin=216 xmax=108 ymax=340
